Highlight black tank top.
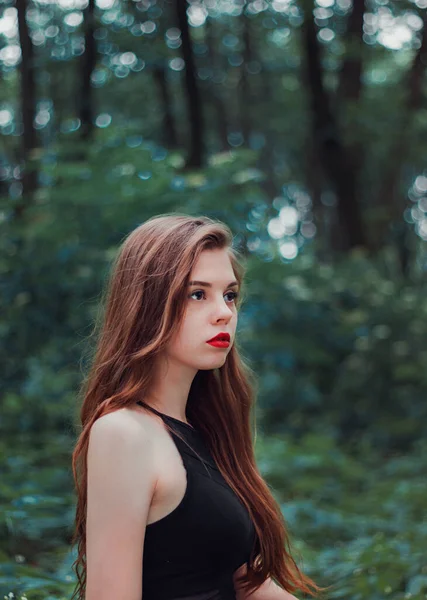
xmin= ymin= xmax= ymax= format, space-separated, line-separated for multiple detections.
xmin=136 ymin=401 xmax=257 ymax=600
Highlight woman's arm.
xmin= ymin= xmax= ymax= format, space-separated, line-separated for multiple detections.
xmin=233 ymin=562 xmax=299 ymax=600
xmin=85 ymin=411 xmax=157 ymax=600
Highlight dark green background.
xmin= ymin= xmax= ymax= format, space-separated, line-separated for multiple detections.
xmin=1 ymin=0 xmax=426 ymax=597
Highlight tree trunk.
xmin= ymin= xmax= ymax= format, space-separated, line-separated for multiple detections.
xmin=239 ymin=5 xmax=253 ymax=144
xmin=336 ymin=0 xmax=366 ymax=243
xmin=127 ymin=0 xmax=179 ymax=149
xmin=153 ymin=66 xmax=179 ymax=148
xmin=374 ymin=10 xmax=427 ymax=266
xmin=301 ymin=0 xmax=366 ymax=251
xmin=204 ymin=17 xmax=229 ymax=151
xmin=175 ymin=0 xmax=204 ymax=168
xmin=15 ymin=0 xmax=38 ymax=214
xmin=79 ymin=0 xmax=96 ymax=141
xmin=336 ymin=0 xmax=365 ymax=104
xmin=306 ymin=137 xmax=332 ymax=261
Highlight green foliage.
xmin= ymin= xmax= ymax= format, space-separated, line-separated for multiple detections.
xmin=244 ymin=250 xmax=427 ymax=451
xmin=1 ymin=431 xmax=426 ymax=599
xmin=2 ymin=128 xmax=427 ymax=598
xmin=256 ymin=434 xmax=427 ymax=600
xmin=0 ymin=130 xmax=263 ymax=435
xmin=2 ymin=0 xmax=427 ymax=595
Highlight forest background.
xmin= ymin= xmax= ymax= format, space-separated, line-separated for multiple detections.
xmin=1 ymin=0 xmax=427 ymax=598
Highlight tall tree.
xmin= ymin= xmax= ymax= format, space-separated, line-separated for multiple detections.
xmin=153 ymin=65 xmax=179 ymax=148
xmin=126 ymin=0 xmax=179 ymax=148
xmin=175 ymin=0 xmax=204 ymax=167
xmin=204 ymin=16 xmax=229 ymax=152
xmin=15 ymin=0 xmax=38 ymax=213
xmin=239 ymin=2 xmax=253 ymax=145
xmin=335 ymin=0 xmax=366 ymax=246
xmin=301 ymin=0 xmax=366 ymax=251
xmin=79 ymin=0 xmax=96 ymax=140
xmin=374 ymin=10 xmax=427 ymax=270
xmin=336 ymin=0 xmax=365 ymax=104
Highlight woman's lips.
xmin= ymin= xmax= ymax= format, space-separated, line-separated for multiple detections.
xmin=206 ymin=332 xmax=230 ymax=348
xmin=207 ymin=340 xmax=230 ymax=348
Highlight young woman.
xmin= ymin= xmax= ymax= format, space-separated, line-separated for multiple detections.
xmin=70 ymin=214 xmax=327 ymax=600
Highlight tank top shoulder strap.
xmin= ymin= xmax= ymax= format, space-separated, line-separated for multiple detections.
xmin=136 ymin=401 xmax=219 ymax=475
xmin=135 ymin=400 xmax=196 ymax=431
xmin=136 ymin=402 xmax=165 ymax=419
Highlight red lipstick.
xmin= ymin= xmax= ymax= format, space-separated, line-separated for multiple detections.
xmin=207 ymin=332 xmax=230 ymax=348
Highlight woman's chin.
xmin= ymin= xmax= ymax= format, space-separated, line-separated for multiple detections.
xmin=196 ymin=356 xmax=228 ymax=370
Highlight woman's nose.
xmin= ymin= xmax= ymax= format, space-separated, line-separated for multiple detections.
xmin=215 ymin=300 xmax=233 ymax=319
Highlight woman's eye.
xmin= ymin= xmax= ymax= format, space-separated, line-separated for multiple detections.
xmin=190 ymin=290 xmax=205 ymax=301
xmin=225 ymin=291 xmax=239 ymax=303
xmin=189 ymin=290 xmax=239 ymax=303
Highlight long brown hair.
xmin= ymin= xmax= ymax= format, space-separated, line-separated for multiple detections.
xmin=70 ymin=213 xmax=328 ymax=599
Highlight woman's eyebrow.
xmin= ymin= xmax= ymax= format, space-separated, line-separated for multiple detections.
xmin=188 ymin=280 xmax=239 ymax=288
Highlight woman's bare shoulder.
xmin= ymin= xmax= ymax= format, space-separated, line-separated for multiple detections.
xmin=85 ymin=407 xmax=158 ymax=599
xmin=89 ymin=405 xmax=168 ymax=474
xmin=91 ymin=404 xmax=160 ymax=440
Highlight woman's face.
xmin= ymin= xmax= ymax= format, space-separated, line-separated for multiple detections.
xmin=167 ymin=248 xmax=239 ymax=371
